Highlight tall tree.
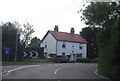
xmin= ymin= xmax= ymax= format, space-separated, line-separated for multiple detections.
xmin=80 ymin=27 xmax=97 ymax=59
xmin=21 ymin=22 xmax=34 ymax=48
xmin=2 ymin=22 xmax=23 ymax=61
xmin=81 ymin=2 xmax=120 ymax=80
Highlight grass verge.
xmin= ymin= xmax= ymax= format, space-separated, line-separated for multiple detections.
xmin=2 ymin=58 xmax=52 ymax=65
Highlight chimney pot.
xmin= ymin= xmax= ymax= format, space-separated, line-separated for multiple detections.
xmin=54 ymin=25 xmax=59 ymax=32
xmin=70 ymin=27 xmax=75 ymax=34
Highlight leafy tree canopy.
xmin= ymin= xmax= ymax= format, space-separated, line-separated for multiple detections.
xmin=82 ymin=2 xmax=120 ymax=28
xmin=21 ymin=22 xmax=34 ymax=48
xmin=29 ymin=36 xmax=40 ymax=48
xmin=80 ymin=2 xmax=120 ymax=80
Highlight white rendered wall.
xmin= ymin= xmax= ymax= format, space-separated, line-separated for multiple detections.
xmin=56 ymin=41 xmax=87 ymax=58
xmin=82 ymin=44 xmax=87 ymax=58
xmin=41 ymin=32 xmax=57 ymax=57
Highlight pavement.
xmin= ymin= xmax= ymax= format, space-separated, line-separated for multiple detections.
xmin=2 ymin=63 xmax=109 ymax=80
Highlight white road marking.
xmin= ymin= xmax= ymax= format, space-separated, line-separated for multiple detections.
xmin=95 ymin=69 xmax=110 ymax=80
xmin=2 ymin=64 xmax=41 ymax=77
xmin=2 ymin=65 xmax=41 ymax=78
xmin=55 ymin=68 xmax=62 ymax=75
xmin=7 ymin=65 xmax=41 ymax=73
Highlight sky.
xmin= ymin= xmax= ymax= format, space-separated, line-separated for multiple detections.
xmin=0 ymin=0 xmax=89 ymax=39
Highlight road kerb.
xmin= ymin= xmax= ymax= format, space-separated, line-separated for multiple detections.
xmin=95 ymin=69 xmax=111 ymax=81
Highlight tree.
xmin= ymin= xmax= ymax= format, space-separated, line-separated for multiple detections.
xmin=81 ymin=2 xmax=120 ymax=80
xmin=80 ymin=27 xmax=97 ymax=59
xmin=29 ymin=37 xmax=40 ymax=48
xmin=2 ymin=22 xmax=23 ymax=61
xmin=21 ymin=22 xmax=34 ymax=48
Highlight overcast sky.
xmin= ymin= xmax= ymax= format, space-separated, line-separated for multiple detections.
xmin=0 ymin=0 xmax=89 ymax=39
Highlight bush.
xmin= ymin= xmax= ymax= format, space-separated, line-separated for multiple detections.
xmin=90 ymin=58 xmax=98 ymax=63
xmin=76 ymin=57 xmax=90 ymax=63
xmin=51 ymin=56 xmax=69 ymax=63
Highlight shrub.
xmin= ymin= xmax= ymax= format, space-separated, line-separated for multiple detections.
xmin=76 ymin=57 xmax=90 ymax=63
xmin=90 ymin=58 xmax=98 ymax=63
xmin=51 ymin=56 xmax=69 ymax=63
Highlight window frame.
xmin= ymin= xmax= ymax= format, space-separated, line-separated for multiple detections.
xmin=62 ymin=41 xmax=66 ymax=48
xmin=62 ymin=52 xmax=65 ymax=56
xmin=79 ymin=43 xmax=83 ymax=50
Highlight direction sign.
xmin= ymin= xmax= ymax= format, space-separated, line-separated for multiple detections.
xmin=23 ymin=51 xmax=39 ymax=59
xmin=23 ymin=52 xmax=27 ymax=57
xmin=4 ymin=48 xmax=10 ymax=55
xmin=30 ymin=51 xmax=39 ymax=59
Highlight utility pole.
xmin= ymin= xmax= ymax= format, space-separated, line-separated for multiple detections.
xmin=15 ymin=32 xmax=18 ymax=64
xmin=14 ymin=21 xmax=20 ymax=64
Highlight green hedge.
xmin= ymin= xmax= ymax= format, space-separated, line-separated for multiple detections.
xmin=76 ymin=57 xmax=98 ymax=63
xmin=76 ymin=57 xmax=90 ymax=63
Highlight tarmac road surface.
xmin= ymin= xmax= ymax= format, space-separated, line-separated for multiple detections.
xmin=2 ymin=63 xmax=109 ymax=80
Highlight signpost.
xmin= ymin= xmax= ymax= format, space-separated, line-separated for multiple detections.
xmin=23 ymin=51 xmax=39 ymax=59
xmin=4 ymin=48 xmax=10 ymax=61
xmin=4 ymin=48 xmax=10 ymax=55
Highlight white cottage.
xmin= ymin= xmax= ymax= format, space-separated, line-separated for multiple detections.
xmin=41 ymin=25 xmax=87 ymax=61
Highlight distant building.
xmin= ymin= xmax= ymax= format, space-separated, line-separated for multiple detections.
xmin=41 ymin=25 xmax=87 ymax=61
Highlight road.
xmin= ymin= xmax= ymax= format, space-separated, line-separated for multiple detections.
xmin=2 ymin=63 xmax=108 ymax=80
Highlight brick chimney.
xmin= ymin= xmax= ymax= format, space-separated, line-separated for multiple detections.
xmin=70 ymin=28 xmax=75 ymax=34
xmin=54 ymin=25 xmax=59 ymax=32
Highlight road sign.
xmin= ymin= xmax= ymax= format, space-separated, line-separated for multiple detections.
xmin=29 ymin=51 xmax=39 ymax=59
xmin=4 ymin=48 xmax=10 ymax=55
xmin=23 ymin=52 xmax=27 ymax=57
xmin=23 ymin=51 xmax=39 ymax=59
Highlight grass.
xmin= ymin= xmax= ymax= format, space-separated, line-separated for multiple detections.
xmin=2 ymin=58 xmax=98 ymax=65
xmin=2 ymin=58 xmax=52 ymax=65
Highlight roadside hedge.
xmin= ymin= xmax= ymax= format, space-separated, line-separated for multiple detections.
xmin=76 ymin=57 xmax=98 ymax=63
xmin=76 ymin=57 xmax=90 ymax=63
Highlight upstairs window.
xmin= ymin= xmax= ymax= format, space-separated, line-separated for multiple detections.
xmin=62 ymin=45 xmax=66 ymax=48
xmin=62 ymin=41 xmax=66 ymax=48
xmin=79 ymin=43 xmax=83 ymax=50
xmin=45 ymin=44 xmax=47 ymax=48
xmin=45 ymin=42 xmax=47 ymax=48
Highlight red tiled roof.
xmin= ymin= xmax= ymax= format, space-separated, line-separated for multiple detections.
xmin=49 ymin=30 xmax=87 ymax=43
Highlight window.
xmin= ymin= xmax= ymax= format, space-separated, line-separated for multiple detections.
xmin=77 ymin=53 xmax=82 ymax=57
xmin=45 ymin=44 xmax=47 ymax=48
xmin=62 ymin=52 xmax=65 ymax=56
xmin=44 ymin=52 xmax=47 ymax=57
xmin=62 ymin=41 xmax=66 ymax=48
xmin=79 ymin=43 xmax=83 ymax=49
xmin=62 ymin=45 xmax=66 ymax=48
xmin=79 ymin=53 xmax=82 ymax=57
xmin=67 ymin=55 xmax=71 ymax=58
xmin=79 ymin=46 xmax=82 ymax=49
xmin=45 ymin=42 xmax=47 ymax=48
